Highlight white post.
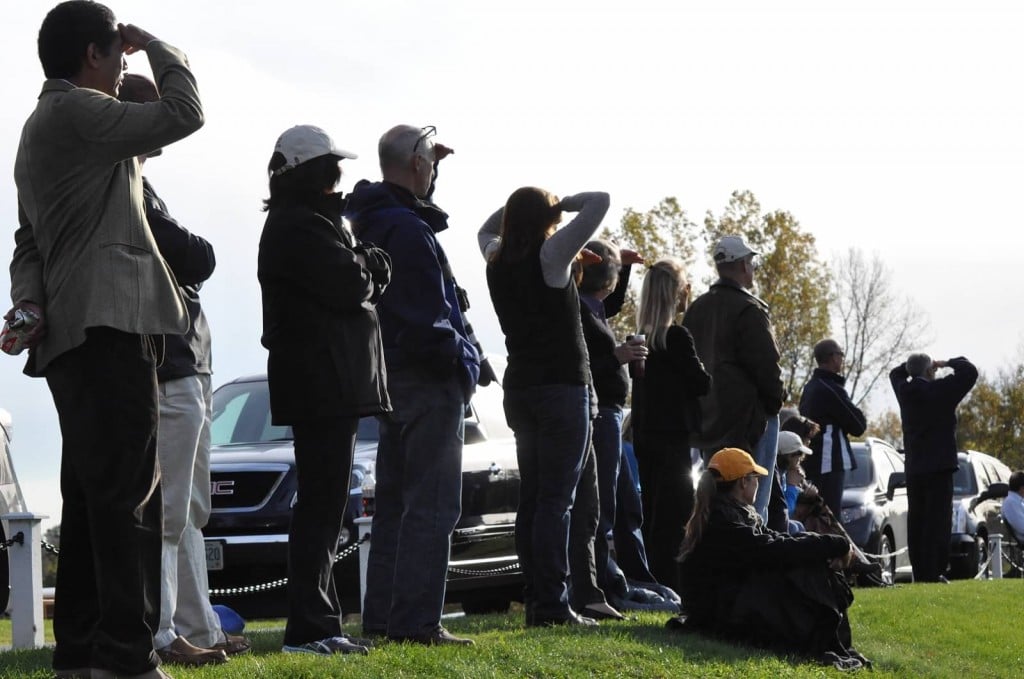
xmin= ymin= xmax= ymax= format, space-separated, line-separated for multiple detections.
xmin=3 ymin=512 xmax=47 ymax=649
xmin=355 ymin=516 xmax=372 ymax=612
xmin=990 ymin=533 xmax=1003 ymax=580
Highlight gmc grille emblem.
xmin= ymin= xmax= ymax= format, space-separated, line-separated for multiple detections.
xmin=211 ymin=480 xmax=236 ymax=496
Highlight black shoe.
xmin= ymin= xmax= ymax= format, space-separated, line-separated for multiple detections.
xmin=390 ymin=625 xmax=474 ymax=646
xmin=846 ymin=647 xmax=873 ymax=670
xmin=528 ymin=609 xmax=599 ymax=628
xmin=582 ymin=601 xmax=625 ymax=620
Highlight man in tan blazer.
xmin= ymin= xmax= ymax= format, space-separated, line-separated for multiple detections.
xmin=6 ymin=2 xmax=203 ymax=677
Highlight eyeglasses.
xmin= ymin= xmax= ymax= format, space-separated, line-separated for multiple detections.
xmin=412 ymin=125 xmax=436 ymax=155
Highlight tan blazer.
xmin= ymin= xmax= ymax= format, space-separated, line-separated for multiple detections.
xmin=10 ymin=41 xmax=204 ymax=374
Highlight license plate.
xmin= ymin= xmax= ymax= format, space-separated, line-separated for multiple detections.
xmin=205 ymin=540 xmax=225 ymax=571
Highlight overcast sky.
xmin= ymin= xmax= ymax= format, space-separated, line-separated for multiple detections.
xmin=1 ymin=0 xmax=1022 ymax=528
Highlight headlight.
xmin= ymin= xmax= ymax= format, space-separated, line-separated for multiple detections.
xmin=842 ymin=505 xmax=868 ymax=523
xmin=951 ymin=502 xmax=967 ymax=534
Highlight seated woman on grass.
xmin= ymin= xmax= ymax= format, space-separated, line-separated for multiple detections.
xmin=674 ymin=448 xmax=870 ymax=670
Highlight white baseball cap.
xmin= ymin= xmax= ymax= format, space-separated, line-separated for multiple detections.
xmin=713 ymin=235 xmax=759 ymax=263
xmin=778 ymin=431 xmax=813 ymax=456
xmin=271 ymin=124 xmax=357 ymax=176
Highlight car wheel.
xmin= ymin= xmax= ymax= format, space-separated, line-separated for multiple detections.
xmin=877 ymin=532 xmax=896 ymax=585
xmin=461 ymin=594 xmax=512 ymax=615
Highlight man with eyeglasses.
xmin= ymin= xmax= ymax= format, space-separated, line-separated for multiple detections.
xmin=345 ymin=125 xmax=480 ymax=645
xmin=799 ymin=339 xmax=867 ymax=518
xmin=682 ymin=235 xmax=786 ymax=521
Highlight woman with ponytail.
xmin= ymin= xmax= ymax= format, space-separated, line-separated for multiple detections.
xmin=631 ymin=257 xmax=710 ymax=591
xmin=479 ymin=187 xmax=610 ymax=627
xmin=675 ymin=448 xmax=870 ymax=670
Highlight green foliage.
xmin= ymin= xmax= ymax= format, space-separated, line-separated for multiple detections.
xmin=957 ymin=364 xmax=1024 ymax=468
xmin=600 ymin=197 xmax=699 ymax=341
xmin=2 ymin=582 xmax=1023 ymax=677
xmin=703 ymin=190 xmax=831 ymax=402
xmin=866 ymin=409 xmax=903 ymax=449
xmin=41 ymin=525 xmax=58 ymax=588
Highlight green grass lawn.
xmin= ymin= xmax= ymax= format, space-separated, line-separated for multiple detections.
xmin=0 ymin=580 xmax=1020 ymax=678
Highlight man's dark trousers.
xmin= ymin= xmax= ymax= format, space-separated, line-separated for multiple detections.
xmin=45 ymin=327 xmax=162 ymax=675
xmin=906 ymin=471 xmax=954 ymax=581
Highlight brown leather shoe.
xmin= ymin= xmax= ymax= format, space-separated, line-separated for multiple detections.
xmin=156 ymin=636 xmax=228 ymax=666
xmin=210 ymin=633 xmax=252 ymax=655
xmin=390 ymin=625 xmax=474 ymax=646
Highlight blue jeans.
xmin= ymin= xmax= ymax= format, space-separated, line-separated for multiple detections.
xmin=504 ymin=384 xmax=590 ymax=621
xmin=592 ymin=406 xmax=622 ymax=594
xmin=361 ymin=372 xmax=465 ymax=637
xmin=752 ymin=415 xmax=780 ymax=521
xmin=612 ymin=444 xmax=657 ymax=585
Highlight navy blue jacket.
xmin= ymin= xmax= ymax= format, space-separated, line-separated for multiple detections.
xmin=345 ymin=181 xmax=479 ymax=401
xmin=143 ymin=178 xmax=215 ymax=382
xmin=890 ymin=357 xmax=978 ymax=475
xmin=799 ymin=368 xmax=867 ymax=477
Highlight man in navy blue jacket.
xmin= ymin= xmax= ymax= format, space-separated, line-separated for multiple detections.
xmin=890 ymin=354 xmax=978 ymax=582
xmin=345 ymin=125 xmax=480 ymax=645
xmin=799 ymin=339 xmax=867 ymax=518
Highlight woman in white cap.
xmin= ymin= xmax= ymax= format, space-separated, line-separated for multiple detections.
xmin=258 ymin=125 xmax=391 ymax=655
xmin=674 ymin=448 xmax=870 ymax=670
xmin=777 ymin=426 xmax=884 ymax=584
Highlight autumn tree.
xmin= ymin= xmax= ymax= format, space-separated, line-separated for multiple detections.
xmin=831 ymin=248 xmax=930 ymax=406
xmin=957 ymin=364 xmax=1024 ymax=469
xmin=599 ymin=197 xmax=699 ymax=341
xmin=703 ymin=190 xmax=831 ymax=402
xmin=865 ymin=409 xmax=903 ymax=449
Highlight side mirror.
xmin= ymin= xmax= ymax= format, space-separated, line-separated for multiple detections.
xmin=887 ymin=471 xmax=907 ymax=501
xmin=985 ymin=482 xmax=1010 ymax=500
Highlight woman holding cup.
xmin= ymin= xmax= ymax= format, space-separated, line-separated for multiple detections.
xmin=631 ymin=257 xmax=710 ymax=591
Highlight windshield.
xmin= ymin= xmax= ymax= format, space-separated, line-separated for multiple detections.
xmin=843 ymin=447 xmax=873 ymax=489
xmin=952 ymin=459 xmax=977 ymax=496
xmin=210 ymin=379 xmax=379 ymax=446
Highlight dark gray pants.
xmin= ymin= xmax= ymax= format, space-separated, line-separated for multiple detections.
xmin=46 ymin=327 xmax=162 ymax=675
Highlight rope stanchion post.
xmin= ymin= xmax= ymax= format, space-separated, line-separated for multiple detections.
xmin=2 ymin=512 xmax=47 ymax=649
xmin=989 ymin=534 xmax=1004 ymax=580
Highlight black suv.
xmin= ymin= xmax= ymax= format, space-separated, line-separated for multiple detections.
xmin=204 ymin=374 xmax=522 ymax=616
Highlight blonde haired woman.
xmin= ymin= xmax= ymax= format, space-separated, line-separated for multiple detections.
xmin=630 ymin=257 xmax=710 ymax=591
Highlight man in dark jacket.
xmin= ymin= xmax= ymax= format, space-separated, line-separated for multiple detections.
xmin=799 ymin=339 xmax=867 ymax=518
xmin=259 ymin=124 xmax=391 ymax=655
xmin=120 ymin=73 xmax=246 ymax=666
xmin=345 ymin=124 xmax=480 ymax=646
xmin=683 ymin=235 xmax=785 ymax=519
xmin=890 ymin=354 xmax=978 ymax=582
